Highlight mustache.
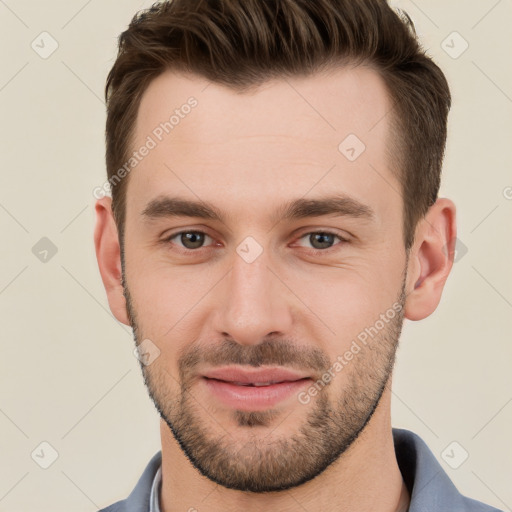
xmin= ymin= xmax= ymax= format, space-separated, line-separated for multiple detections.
xmin=177 ymin=338 xmax=331 ymax=381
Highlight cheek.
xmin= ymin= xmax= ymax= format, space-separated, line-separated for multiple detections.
xmin=126 ymin=248 xmax=206 ymax=312
xmin=126 ymin=261 xmax=216 ymax=356
xmin=291 ymin=259 xmax=403 ymax=345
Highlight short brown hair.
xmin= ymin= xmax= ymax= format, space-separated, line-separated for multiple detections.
xmin=105 ymin=0 xmax=451 ymax=252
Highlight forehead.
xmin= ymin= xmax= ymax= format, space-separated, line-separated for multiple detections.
xmin=127 ymin=66 xmax=398 ymax=227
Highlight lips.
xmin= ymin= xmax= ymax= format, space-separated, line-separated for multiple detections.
xmin=201 ymin=367 xmax=313 ymax=410
xmin=202 ymin=366 xmax=311 ymax=386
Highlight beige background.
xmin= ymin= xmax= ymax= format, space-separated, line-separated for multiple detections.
xmin=0 ymin=1 xmax=511 ymax=511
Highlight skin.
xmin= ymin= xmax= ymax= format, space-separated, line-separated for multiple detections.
xmin=94 ymin=65 xmax=456 ymax=512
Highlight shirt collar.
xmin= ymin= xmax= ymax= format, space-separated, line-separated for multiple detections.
xmin=149 ymin=464 xmax=162 ymax=512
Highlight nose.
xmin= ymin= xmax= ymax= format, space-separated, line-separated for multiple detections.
xmin=212 ymin=247 xmax=294 ymax=346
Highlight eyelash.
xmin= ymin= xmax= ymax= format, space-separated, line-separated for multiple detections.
xmin=162 ymin=230 xmax=348 ymax=255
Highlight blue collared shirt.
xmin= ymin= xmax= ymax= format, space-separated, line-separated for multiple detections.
xmin=149 ymin=465 xmax=161 ymax=512
xmin=101 ymin=428 xmax=504 ymax=512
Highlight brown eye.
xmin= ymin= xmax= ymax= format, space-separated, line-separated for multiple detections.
xmin=166 ymin=231 xmax=214 ymax=250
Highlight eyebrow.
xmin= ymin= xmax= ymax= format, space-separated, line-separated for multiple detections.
xmin=141 ymin=194 xmax=376 ymax=225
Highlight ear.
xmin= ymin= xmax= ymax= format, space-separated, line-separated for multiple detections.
xmin=404 ymin=198 xmax=457 ymax=321
xmin=93 ymin=196 xmax=130 ymax=326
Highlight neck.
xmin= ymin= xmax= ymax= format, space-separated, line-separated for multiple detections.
xmin=159 ymin=383 xmax=409 ymax=512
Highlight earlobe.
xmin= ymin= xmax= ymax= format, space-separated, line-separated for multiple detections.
xmin=404 ymin=198 xmax=457 ymax=321
xmin=93 ymin=197 xmax=131 ymax=326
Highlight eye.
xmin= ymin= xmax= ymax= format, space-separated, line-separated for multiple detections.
xmin=162 ymin=229 xmax=348 ymax=254
xmin=295 ymin=231 xmax=347 ymax=252
xmin=164 ymin=230 xmax=215 ymax=251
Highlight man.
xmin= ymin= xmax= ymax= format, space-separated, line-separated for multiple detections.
xmin=94 ymin=1 xmax=502 ymax=511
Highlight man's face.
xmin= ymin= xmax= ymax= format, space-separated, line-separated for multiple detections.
xmin=122 ymin=66 xmax=409 ymax=492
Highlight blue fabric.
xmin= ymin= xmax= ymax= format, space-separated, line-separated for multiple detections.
xmin=99 ymin=428 xmax=504 ymax=512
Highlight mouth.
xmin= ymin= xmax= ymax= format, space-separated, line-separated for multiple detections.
xmin=202 ymin=366 xmax=312 ymax=385
xmin=201 ymin=366 xmax=313 ymax=411
xmin=211 ymin=380 xmax=306 ymax=387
